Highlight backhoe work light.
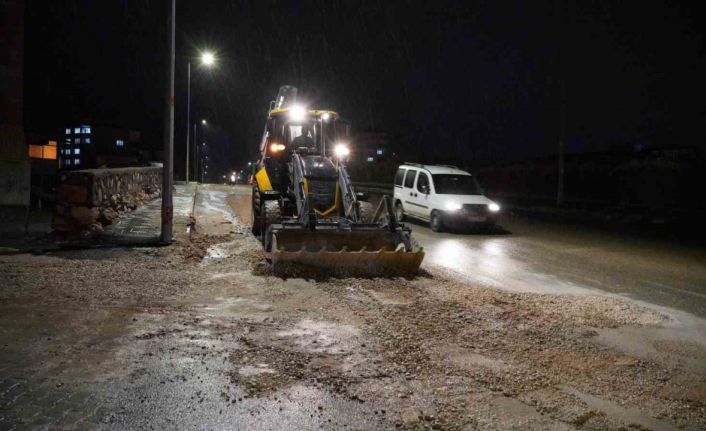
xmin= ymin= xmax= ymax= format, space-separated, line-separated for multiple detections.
xmin=270 ymin=143 xmax=286 ymax=153
xmin=288 ymin=105 xmax=306 ymax=122
xmin=334 ymin=144 xmax=350 ymax=158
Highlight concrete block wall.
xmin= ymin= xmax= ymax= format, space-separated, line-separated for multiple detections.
xmin=53 ymin=167 xmax=161 ymax=239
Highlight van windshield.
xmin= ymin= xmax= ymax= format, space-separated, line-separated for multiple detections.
xmin=432 ymin=174 xmax=482 ymax=195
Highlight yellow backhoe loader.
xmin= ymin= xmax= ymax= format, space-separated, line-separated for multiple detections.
xmin=251 ymin=86 xmax=424 ymax=276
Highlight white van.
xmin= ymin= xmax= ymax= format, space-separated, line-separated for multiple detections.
xmin=392 ymin=163 xmax=501 ymax=232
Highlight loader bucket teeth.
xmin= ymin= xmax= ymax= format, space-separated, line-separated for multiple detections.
xmin=270 ymin=230 xmax=425 ymax=277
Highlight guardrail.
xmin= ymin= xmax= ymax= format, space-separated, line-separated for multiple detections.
xmin=352 ymin=182 xmax=392 ymax=195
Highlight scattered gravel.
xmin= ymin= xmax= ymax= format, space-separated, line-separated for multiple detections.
xmin=1 ymin=189 xmax=704 ymax=431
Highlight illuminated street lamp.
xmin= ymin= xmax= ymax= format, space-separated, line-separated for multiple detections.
xmin=186 ymin=51 xmax=217 ymax=183
xmin=201 ymin=51 xmax=215 ymax=66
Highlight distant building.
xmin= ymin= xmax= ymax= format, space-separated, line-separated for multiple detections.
xmin=59 ymin=124 xmax=141 ymax=169
xmin=353 ymin=131 xmax=389 ymax=163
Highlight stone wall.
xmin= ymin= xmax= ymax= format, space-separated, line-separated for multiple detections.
xmin=0 ymin=160 xmax=30 ymax=206
xmin=53 ymin=167 xmax=161 ymax=239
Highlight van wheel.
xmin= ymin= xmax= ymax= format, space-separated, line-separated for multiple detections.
xmin=430 ymin=210 xmax=444 ymax=232
xmin=395 ymin=202 xmax=405 ymax=222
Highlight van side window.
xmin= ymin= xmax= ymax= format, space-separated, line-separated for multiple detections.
xmin=417 ymin=172 xmax=430 ymax=193
xmin=403 ymin=170 xmax=417 ymax=188
xmin=394 ymin=168 xmax=406 ymax=187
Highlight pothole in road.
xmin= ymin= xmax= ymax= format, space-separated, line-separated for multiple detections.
xmin=276 ymin=319 xmax=361 ymax=354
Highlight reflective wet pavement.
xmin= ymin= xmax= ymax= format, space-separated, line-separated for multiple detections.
xmin=410 ymin=215 xmax=706 ymax=317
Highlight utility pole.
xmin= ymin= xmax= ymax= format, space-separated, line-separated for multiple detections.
xmin=192 ymin=122 xmax=196 ymax=180
xmin=195 ymin=144 xmax=199 ymax=183
xmin=185 ymin=62 xmax=191 ymax=182
xmin=161 ymin=0 xmax=175 ymax=243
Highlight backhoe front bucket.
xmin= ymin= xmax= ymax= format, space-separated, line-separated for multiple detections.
xmin=270 ymin=229 xmax=425 ymax=277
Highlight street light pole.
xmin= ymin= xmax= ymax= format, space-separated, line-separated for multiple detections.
xmin=185 ymin=62 xmax=191 ymax=183
xmin=185 ymin=52 xmax=214 ymax=183
xmin=192 ymin=122 xmax=196 ymax=180
xmin=161 ymin=0 xmax=175 ymax=243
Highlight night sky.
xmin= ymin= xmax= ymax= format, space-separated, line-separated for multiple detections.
xmin=24 ymin=0 xmax=705 ymax=176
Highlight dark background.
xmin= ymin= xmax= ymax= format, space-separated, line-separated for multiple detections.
xmin=24 ymin=0 xmax=705 ymax=179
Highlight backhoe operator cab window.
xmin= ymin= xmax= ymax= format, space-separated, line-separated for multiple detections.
xmin=268 ymin=117 xmax=350 ymax=156
xmin=403 ymin=170 xmax=417 ymax=188
xmin=289 ymin=125 xmax=316 ymax=150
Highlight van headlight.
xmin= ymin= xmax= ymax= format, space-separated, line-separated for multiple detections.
xmin=445 ymin=202 xmax=462 ymax=211
xmin=488 ymin=203 xmax=500 ymax=212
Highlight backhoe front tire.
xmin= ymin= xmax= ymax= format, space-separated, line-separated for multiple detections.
xmin=358 ymin=201 xmax=375 ymax=223
xmin=261 ymin=200 xmax=281 ymax=251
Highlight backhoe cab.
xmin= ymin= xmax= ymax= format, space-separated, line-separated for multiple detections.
xmin=251 ymin=86 xmax=424 ymax=276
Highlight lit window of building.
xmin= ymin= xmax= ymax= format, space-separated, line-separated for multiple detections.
xmin=116 ymin=139 xmax=124 ymax=147
xmin=376 ymin=149 xmax=384 ymax=155
xmin=28 ymin=141 xmax=57 ymax=160
xmin=65 ymin=128 xmax=71 ymax=134
xmin=75 ymin=138 xmax=81 ymax=144
xmin=367 ymin=156 xmax=374 ymax=162
xmin=74 ymin=128 xmax=80 ymax=134
xmin=29 ymin=145 xmax=42 ymax=158
xmin=84 ymin=138 xmax=91 ymax=144
xmin=81 ymin=126 xmax=91 ymax=134
xmin=74 ymin=158 xmax=80 ymax=165
xmin=74 ymin=148 xmax=80 ymax=155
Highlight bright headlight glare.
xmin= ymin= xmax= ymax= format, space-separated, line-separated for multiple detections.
xmin=269 ymin=143 xmax=286 ymax=153
xmin=488 ymin=203 xmax=500 ymax=212
xmin=288 ymin=105 xmax=306 ymax=122
xmin=321 ymin=112 xmax=331 ymax=121
xmin=445 ymin=202 xmax=462 ymax=211
xmin=334 ymin=144 xmax=350 ymax=157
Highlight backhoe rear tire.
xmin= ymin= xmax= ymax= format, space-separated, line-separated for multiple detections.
xmin=251 ymin=184 xmax=262 ymax=236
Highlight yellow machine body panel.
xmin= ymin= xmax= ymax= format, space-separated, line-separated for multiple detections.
xmin=255 ymin=167 xmax=273 ymax=191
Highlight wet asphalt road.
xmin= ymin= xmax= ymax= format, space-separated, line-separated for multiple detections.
xmin=405 ymin=214 xmax=706 ymax=317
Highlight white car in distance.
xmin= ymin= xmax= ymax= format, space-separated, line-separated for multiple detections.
xmin=392 ymin=163 xmax=501 ymax=232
